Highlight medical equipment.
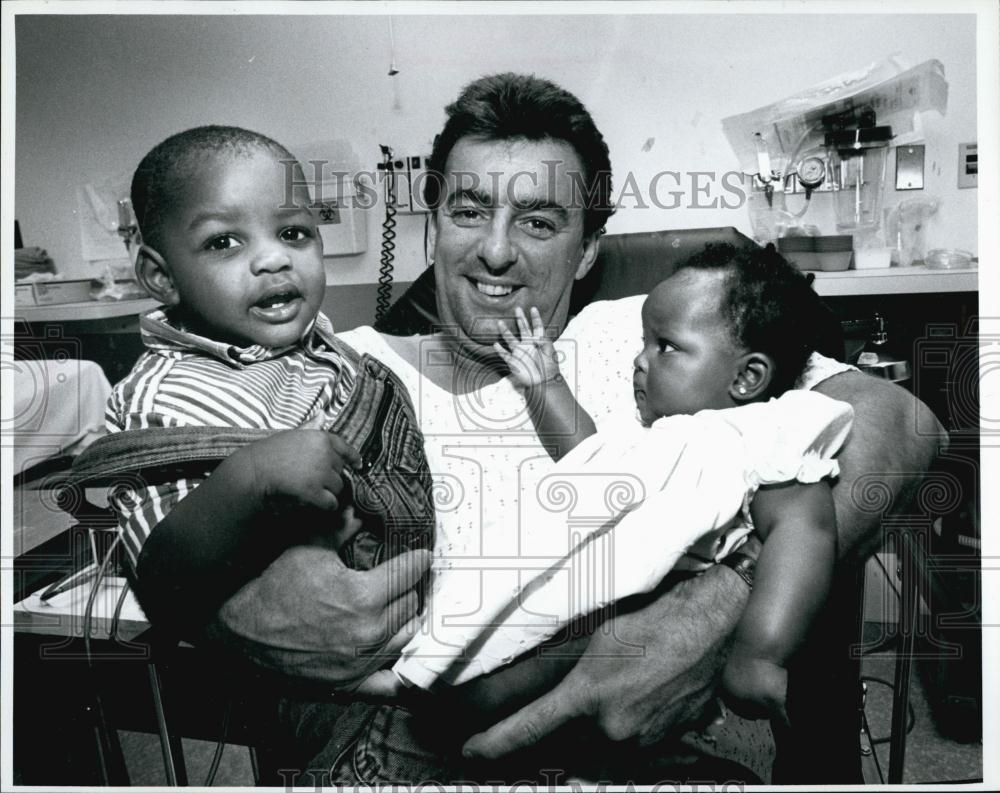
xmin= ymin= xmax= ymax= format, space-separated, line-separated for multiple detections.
xmin=722 ymin=57 xmax=948 ymax=244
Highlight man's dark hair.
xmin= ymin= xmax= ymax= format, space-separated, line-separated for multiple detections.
xmin=423 ymin=73 xmax=615 ymax=237
xmin=679 ymin=242 xmax=837 ymax=395
xmin=131 ymin=125 xmax=298 ymax=252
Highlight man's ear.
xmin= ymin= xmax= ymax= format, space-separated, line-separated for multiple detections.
xmin=574 ymin=230 xmax=601 ymax=281
xmin=135 ymin=244 xmax=180 ymax=306
xmin=730 ymin=351 xmax=774 ymax=403
xmin=426 ymin=212 xmax=438 ymax=267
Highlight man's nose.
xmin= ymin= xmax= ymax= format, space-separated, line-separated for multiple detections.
xmin=251 ymin=242 xmax=293 ymax=275
xmin=633 ymin=350 xmax=648 ymax=373
xmin=477 ymin=217 xmax=517 ymax=271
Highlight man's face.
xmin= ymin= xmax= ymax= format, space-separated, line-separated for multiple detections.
xmin=633 ymin=269 xmax=744 ymax=425
xmin=153 ymin=149 xmax=326 ymax=348
xmin=428 ymin=137 xmax=599 ymax=356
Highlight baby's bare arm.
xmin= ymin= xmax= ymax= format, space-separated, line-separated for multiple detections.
xmin=136 ymin=430 xmax=359 ymax=631
xmin=722 ymin=481 xmax=837 ymax=722
xmin=494 ymin=306 xmax=596 ymax=460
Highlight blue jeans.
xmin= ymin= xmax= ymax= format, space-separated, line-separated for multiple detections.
xmin=274 ymin=693 xmax=766 ymax=786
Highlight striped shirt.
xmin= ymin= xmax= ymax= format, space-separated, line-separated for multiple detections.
xmin=106 ymin=308 xmax=357 ymax=567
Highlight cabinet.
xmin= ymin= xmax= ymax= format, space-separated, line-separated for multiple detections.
xmin=14 ymin=299 xmax=154 ymax=385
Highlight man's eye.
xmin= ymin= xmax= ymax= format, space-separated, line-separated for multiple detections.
xmin=521 ymin=217 xmax=556 ymax=238
xmin=657 ymin=339 xmax=676 ymax=354
xmin=448 ymin=207 xmax=486 ymax=225
xmin=280 ymin=226 xmax=312 ymax=242
xmin=204 ymin=235 xmax=241 ymax=251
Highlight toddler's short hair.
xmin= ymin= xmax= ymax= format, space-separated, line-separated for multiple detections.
xmin=131 ymin=125 xmax=298 ymax=251
xmin=678 ymin=242 xmax=840 ymax=395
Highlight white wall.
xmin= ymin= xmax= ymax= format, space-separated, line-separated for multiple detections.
xmin=14 ymin=12 xmax=979 ymax=283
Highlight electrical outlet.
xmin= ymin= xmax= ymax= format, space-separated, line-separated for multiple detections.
xmin=958 ymin=142 xmax=977 ymax=189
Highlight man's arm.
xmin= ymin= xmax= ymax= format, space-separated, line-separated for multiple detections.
xmin=463 ymin=561 xmax=749 ymax=756
xmin=814 ymin=371 xmax=947 ymax=562
xmin=464 ymin=373 xmax=946 ymax=756
xmin=205 ymin=544 xmax=431 ymax=690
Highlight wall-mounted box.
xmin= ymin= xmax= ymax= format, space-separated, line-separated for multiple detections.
xmin=311 ymin=178 xmax=367 ymax=257
xmin=958 ymin=143 xmax=977 ymax=189
xmin=378 ymin=154 xmax=433 ymax=213
xmin=895 ymin=144 xmax=924 ymax=190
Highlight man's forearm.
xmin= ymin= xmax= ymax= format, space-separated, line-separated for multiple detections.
xmin=815 ymin=372 xmax=947 ymax=563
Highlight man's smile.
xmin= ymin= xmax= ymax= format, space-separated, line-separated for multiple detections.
xmin=467 ymin=277 xmax=522 ymax=300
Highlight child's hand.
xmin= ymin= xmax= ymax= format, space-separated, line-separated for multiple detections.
xmin=237 ymin=429 xmax=362 ymax=513
xmin=494 ymin=306 xmax=562 ymax=390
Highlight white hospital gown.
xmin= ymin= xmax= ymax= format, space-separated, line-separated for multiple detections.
xmin=392 ymin=389 xmax=853 ymax=688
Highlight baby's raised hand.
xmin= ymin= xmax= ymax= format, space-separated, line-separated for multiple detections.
xmin=238 ymin=428 xmax=362 ymax=513
xmin=494 ymin=306 xmax=561 ymax=390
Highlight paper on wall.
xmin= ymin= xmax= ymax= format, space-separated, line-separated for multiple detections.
xmin=76 ymin=170 xmax=133 ymax=266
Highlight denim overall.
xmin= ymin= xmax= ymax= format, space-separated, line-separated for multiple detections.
xmin=71 ymin=353 xmax=434 ymax=569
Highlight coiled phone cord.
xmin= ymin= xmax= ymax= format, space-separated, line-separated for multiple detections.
xmin=377 ymin=145 xmax=397 ymax=323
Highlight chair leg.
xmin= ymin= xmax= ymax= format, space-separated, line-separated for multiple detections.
xmin=248 ymin=745 xmax=261 ymax=785
xmin=147 ymin=662 xmax=188 ymax=785
xmin=87 ymin=691 xmax=131 ymax=785
xmin=888 ymin=531 xmax=920 ymax=783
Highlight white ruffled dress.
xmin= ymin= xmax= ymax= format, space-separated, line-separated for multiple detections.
xmin=392 ymin=389 xmax=854 ymax=688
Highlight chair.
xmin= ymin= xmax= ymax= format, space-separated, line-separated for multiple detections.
xmin=375 ymin=224 xmax=947 ymax=784
xmin=20 ymin=470 xmax=285 ymax=786
xmin=857 ymin=445 xmax=980 ymax=783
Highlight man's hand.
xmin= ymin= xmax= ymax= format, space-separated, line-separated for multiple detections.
xmin=494 ymin=306 xmax=562 ymax=390
xmin=462 ymin=563 xmax=750 ymax=758
xmin=209 ymin=544 xmax=431 ymax=690
xmin=237 ymin=429 xmax=362 ymax=513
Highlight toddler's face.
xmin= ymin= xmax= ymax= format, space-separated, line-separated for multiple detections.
xmin=632 ymin=269 xmax=744 ymax=425
xmin=156 ymin=148 xmax=325 ymax=348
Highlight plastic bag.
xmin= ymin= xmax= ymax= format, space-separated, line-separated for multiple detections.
xmin=722 ymin=56 xmax=948 ymax=175
xmin=884 ymin=197 xmax=940 ymax=267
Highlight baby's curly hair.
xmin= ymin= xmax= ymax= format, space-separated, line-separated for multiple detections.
xmin=678 ymin=242 xmax=840 ymax=395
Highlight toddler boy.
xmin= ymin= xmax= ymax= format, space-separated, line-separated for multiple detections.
xmin=102 ymin=126 xmax=432 ymax=636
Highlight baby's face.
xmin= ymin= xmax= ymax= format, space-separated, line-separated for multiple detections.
xmin=632 ymin=269 xmax=744 ymax=425
xmin=156 ymin=148 xmax=325 ymax=348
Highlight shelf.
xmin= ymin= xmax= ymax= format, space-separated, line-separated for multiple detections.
xmin=810 ymin=265 xmax=978 ymax=297
xmin=15 ymin=298 xmax=159 ymax=323
xmin=11 ymin=268 xmax=978 ymax=320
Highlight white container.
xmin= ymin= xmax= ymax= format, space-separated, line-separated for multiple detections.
xmin=32 ymin=279 xmax=97 ymax=305
xmin=312 ymin=177 xmax=368 ymax=257
xmin=853 ymin=247 xmax=892 ymax=270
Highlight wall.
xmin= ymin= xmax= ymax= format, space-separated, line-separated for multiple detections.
xmin=14 ymin=12 xmax=980 ymax=289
